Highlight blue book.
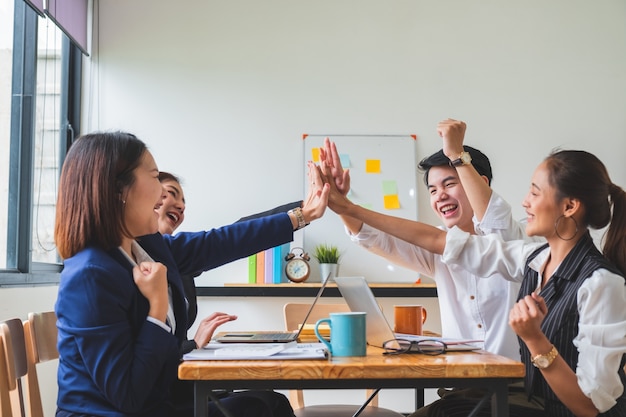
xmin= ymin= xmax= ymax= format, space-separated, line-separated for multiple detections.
xmin=272 ymin=245 xmax=283 ymax=284
xmin=279 ymin=242 xmax=292 ymax=283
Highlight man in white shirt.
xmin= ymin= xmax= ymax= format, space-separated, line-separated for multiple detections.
xmin=320 ymin=119 xmax=541 ymax=414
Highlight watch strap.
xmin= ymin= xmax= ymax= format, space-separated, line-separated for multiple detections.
xmin=531 ymin=345 xmax=559 ymax=369
xmin=289 ymin=207 xmax=307 ymax=230
xmin=449 ymin=151 xmax=471 ymax=167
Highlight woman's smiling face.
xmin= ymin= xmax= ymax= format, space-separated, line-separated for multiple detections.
xmin=522 ymin=161 xmax=561 ymax=238
xmin=122 ymin=151 xmax=164 ymax=238
xmin=156 ymin=179 xmax=186 ymax=235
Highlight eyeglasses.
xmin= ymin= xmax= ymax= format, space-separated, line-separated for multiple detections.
xmin=382 ymin=339 xmax=447 ymax=356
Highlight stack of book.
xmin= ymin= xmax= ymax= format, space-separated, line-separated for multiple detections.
xmin=247 ymin=242 xmax=292 ymax=284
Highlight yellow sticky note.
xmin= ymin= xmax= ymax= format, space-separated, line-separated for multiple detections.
xmin=311 ymin=148 xmax=321 ymax=162
xmin=365 ymin=159 xmax=381 ymax=173
xmin=383 ymin=194 xmax=400 ymax=210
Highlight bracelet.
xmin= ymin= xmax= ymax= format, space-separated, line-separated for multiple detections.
xmin=289 ymin=207 xmax=307 ymax=230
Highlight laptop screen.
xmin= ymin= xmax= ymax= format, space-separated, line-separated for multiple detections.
xmin=293 ymin=272 xmax=332 ymax=338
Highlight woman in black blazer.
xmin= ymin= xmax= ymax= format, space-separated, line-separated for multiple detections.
xmin=156 ymin=171 xmax=304 ymax=416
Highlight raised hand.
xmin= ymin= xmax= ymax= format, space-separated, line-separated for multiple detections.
xmin=319 ymin=137 xmax=351 ymax=196
xmin=301 ymin=161 xmax=330 ymax=224
xmin=509 ymin=291 xmax=548 ymax=343
xmin=317 ymin=157 xmax=354 ymax=216
xmin=133 ymin=261 xmax=169 ymax=323
xmin=437 ymin=118 xmax=467 ymax=161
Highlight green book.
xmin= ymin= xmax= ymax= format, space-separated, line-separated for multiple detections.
xmin=247 ymin=253 xmax=257 ymax=284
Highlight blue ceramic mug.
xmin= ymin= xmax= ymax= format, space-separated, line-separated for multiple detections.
xmin=314 ymin=312 xmax=367 ymax=357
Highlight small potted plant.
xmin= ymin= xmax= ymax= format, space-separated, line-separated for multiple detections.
xmin=313 ymin=244 xmax=341 ymax=282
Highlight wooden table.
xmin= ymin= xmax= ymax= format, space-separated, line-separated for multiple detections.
xmin=179 ymin=346 xmax=524 ymax=417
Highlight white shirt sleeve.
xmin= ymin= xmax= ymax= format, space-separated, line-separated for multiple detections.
xmin=442 ymin=226 xmax=543 ymax=283
xmin=574 ymin=270 xmax=626 ymax=412
xmin=346 ymin=223 xmax=437 ymax=277
xmin=474 ymin=191 xmax=544 ymax=243
xmin=146 ymin=316 xmax=172 ymax=333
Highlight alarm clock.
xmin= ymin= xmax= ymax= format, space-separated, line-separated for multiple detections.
xmin=284 ymin=247 xmax=311 ymax=283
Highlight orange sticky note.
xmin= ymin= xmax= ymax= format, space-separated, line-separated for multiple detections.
xmin=365 ymin=159 xmax=381 ymax=173
xmin=383 ymin=194 xmax=400 ymax=209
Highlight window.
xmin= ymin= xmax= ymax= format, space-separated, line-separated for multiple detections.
xmin=0 ymin=1 xmax=13 ymax=270
xmin=32 ymin=13 xmax=63 ymax=264
xmin=1 ymin=0 xmax=82 ymax=285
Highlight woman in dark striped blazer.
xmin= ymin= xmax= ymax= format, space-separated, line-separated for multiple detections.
xmin=323 ymin=149 xmax=626 ymax=417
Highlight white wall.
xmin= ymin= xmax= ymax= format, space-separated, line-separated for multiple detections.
xmin=85 ymin=0 xmax=626 ymax=286
xmin=3 ymin=0 xmax=626 ymax=415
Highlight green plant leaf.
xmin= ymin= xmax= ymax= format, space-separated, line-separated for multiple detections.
xmin=313 ymin=243 xmax=341 ymax=263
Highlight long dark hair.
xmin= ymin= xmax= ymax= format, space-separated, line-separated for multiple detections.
xmin=54 ymin=131 xmax=147 ymax=259
xmin=544 ymin=150 xmax=626 ymax=275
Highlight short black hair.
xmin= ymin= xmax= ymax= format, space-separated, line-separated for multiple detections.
xmin=418 ymin=145 xmax=493 ymax=186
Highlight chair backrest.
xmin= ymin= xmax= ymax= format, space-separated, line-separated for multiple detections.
xmin=24 ymin=311 xmax=58 ymax=417
xmin=283 ymin=302 xmax=381 ymax=410
xmin=1 ymin=318 xmax=28 ymax=417
xmin=26 ymin=312 xmax=58 ymax=364
xmin=283 ymin=302 xmax=351 ymax=331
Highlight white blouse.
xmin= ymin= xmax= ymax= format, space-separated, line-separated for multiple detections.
xmin=347 ymin=192 xmax=529 ymax=360
xmin=442 ymin=227 xmax=626 ymax=412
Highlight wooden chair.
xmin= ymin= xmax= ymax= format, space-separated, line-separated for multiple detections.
xmin=283 ymin=302 xmax=404 ymax=417
xmin=23 ymin=311 xmax=58 ymax=417
xmin=0 ymin=318 xmax=28 ymax=417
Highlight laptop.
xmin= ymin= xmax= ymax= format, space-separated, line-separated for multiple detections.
xmin=214 ymin=273 xmax=331 ymax=343
xmin=334 ymin=276 xmax=482 ymax=351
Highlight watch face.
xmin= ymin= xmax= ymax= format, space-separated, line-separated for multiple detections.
xmin=535 ymin=357 xmax=549 ymax=368
xmin=461 ymin=152 xmax=472 ymax=164
xmin=285 ymin=259 xmax=310 ymax=282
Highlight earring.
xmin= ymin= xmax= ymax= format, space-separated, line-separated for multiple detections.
xmin=554 ymin=215 xmax=578 ymax=241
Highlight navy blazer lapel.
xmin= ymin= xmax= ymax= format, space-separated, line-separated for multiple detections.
xmin=136 ymin=234 xmax=189 ymax=341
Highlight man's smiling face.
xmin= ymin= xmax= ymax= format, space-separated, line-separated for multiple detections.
xmin=427 ymin=165 xmax=475 ymax=232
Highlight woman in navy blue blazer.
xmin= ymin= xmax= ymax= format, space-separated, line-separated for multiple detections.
xmin=54 ymin=131 xmax=329 ymax=417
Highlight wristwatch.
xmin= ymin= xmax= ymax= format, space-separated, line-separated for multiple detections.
xmin=449 ymin=151 xmax=472 ymax=167
xmin=289 ymin=207 xmax=307 ymax=230
xmin=531 ymin=345 xmax=558 ymax=369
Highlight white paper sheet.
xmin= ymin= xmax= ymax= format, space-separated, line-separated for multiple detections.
xmin=183 ymin=342 xmax=329 ymax=360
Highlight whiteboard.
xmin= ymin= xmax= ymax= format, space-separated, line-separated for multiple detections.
xmin=302 ymin=134 xmax=419 ymax=283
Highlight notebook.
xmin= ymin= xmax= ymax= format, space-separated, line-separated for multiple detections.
xmin=214 ymin=273 xmax=331 ymax=343
xmin=334 ymin=276 xmax=482 ymax=351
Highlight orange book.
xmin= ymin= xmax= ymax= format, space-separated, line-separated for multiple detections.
xmin=255 ymin=250 xmax=265 ymax=284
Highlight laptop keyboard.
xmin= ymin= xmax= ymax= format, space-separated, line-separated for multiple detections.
xmin=253 ymin=332 xmax=294 ymax=340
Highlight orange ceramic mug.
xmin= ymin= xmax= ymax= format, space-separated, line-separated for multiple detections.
xmin=393 ymin=305 xmax=428 ymax=335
